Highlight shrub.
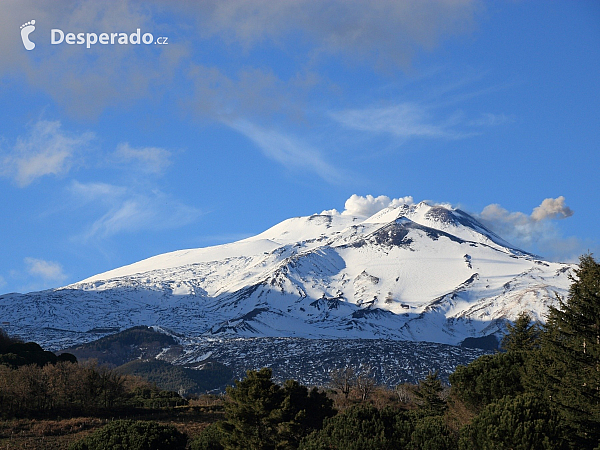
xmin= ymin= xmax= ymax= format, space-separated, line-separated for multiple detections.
xmin=68 ymin=419 xmax=188 ymax=450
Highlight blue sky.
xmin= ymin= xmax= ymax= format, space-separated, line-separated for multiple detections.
xmin=0 ymin=1 xmax=598 ymax=294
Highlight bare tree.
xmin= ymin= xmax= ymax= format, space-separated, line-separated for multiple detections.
xmin=394 ymin=383 xmax=414 ymax=403
xmin=330 ymin=367 xmax=355 ymax=399
xmin=355 ymin=365 xmax=376 ymax=401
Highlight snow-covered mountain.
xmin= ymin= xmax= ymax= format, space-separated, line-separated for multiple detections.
xmin=0 ymin=201 xmax=573 ymax=349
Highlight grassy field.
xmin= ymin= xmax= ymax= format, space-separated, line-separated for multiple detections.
xmin=0 ymin=397 xmax=225 ymax=450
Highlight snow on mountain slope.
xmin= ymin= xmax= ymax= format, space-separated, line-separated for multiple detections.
xmin=0 ymin=200 xmax=573 ymax=349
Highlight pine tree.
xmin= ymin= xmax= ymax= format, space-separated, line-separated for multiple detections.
xmin=501 ymin=311 xmax=539 ymax=352
xmin=450 ymin=352 xmax=524 ymax=412
xmin=220 ymin=368 xmax=335 ymax=450
xmin=299 ymin=405 xmax=412 ymax=450
xmin=414 ymin=371 xmax=447 ymax=415
xmin=459 ymin=393 xmax=567 ymax=450
xmin=221 ymin=368 xmax=283 ymax=450
xmin=536 ymin=254 xmax=600 ymax=446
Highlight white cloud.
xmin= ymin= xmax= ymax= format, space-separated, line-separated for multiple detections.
xmin=230 ymin=120 xmax=344 ymax=183
xmin=1 ymin=121 xmax=94 ymax=187
xmin=477 ymin=196 xmax=578 ymax=259
xmin=322 ymin=194 xmax=414 ymax=217
xmin=24 ymin=257 xmax=67 ymax=282
xmin=113 ymin=142 xmax=172 ymax=174
xmin=531 ymin=196 xmax=573 ymax=221
xmin=69 ymin=181 xmax=202 ymax=239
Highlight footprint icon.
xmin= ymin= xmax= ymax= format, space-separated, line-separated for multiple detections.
xmin=20 ymin=20 xmax=36 ymax=50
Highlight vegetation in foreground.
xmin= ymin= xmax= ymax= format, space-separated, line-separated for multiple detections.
xmin=0 ymin=254 xmax=598 ymax=449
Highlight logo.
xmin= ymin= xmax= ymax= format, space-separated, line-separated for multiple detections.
xmin=51 ymin=28 xmax=168 ymax=48
xmin=20 ymin=20 xmax=36 ymax=50
xmin=18 ymin=20 xmax=168 ymax=51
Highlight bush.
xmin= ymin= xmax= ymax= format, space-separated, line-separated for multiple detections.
xmin=299 ymin=405 xmax=413 ymax=450
xmin=411 ymin=415 xmax=457 ymax=450
xmin=68 ymin=420 xmax=188 ymax=450
xmin=459 ymin=394 xmax=567 ymax=450
xmin=190 ymin=422 xmax=225 ymax=450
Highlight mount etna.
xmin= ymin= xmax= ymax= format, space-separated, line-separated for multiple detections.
xmin=0 ymin=200 xmax=572 ymax=384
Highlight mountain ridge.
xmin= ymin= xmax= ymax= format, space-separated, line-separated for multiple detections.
xmin=0 ymin=200 xmax=573 ymax=349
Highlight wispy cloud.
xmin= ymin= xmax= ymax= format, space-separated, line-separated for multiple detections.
xmin=0 ymin=1 xmax=480 ymax=119
xmin=24 ymin=257 xmax=67 ymax=282
xmin=187 ymin=0 xmax=479 ymax=69
xmin=0 ymin=120 xmax=94 ymax=187
xmin=330 ymin=103 xmax=469 ymax=139
xmin=112 ymin=142 xmax=172 ymax=175
xmin=468 ymin=113 xmax=515 ymax=127
xmin=69 ymin=181 xmax=201 ymax=240
xmin=0 ymin=1 xmax=189 ymax=118
xmin=230 ymin=120 xmax=345 ymax=183
xmin=70 ymin=181 xmax=127 ymax=203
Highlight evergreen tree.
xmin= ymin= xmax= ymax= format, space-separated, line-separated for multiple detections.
xmin=450 ymin=351 xmax=525 ymax=412
xmin=221 ymin=368 xmax=284 ymax=449
xmin=459 ymin=394 xmax=567 ymax=450
xmin=501 ymin=311 xmax=539 ymax=352
xmin=221 ymin=368 xmax=335 ymax=450
xmin=414 ymin=371 xmax=447 ymax=415
xmin=276 ymin=379 xmax=335 ymax=448
xmin=535 ymin=254 xmax=600 ymax=446
xmin=410 ymin=415 xmax=458 ymax=450
xmin=299 ymin=405 xmax=412 ymax=450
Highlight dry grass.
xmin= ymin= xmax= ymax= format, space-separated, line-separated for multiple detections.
xmin=0 ymin=399 xmax=226 ymax=450
xmin=0 ymin=417 xmax=105 ymax=450
xmin=444 ymin=393 xmax=476 ymax=432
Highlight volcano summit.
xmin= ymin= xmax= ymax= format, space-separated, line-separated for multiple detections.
xmin=0 ymin=200 xmax=572 ymax=349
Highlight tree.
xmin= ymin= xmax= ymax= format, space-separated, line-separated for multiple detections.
xmin=394 ymin=383 xmax=413 ymax=403
xmin=411 ymin=415 xmax=458 ymax=450
xmin=534 ymin=254 xmax=600 ymax=446
xmin=450 ymin=352 xmax=524 ymax=412
xmin=276 ymin=380 xmax=335 ymax=448
xmin=501 ymin=311 xmax=539 ymax=352
xmin=299 ymin=405 xmax=413 ymax=450
xmin=414 ymin=371 xmax=447 ymax=415
xmin=221 ymin=368 xmax=284 ymax=449
xmin=221 ymin=368 xmax=335 ymax=450
xmin=190 ymin=422 xmax=225 ymax=450
xmin=329 ymin=367 xmax=355 ymax=400
xmin=459 ymin=394 xmax=567 ymax=450
xmin=354 ymin=365 xmax=376 ymax=401
xmin=0 ymin=328 xmax=22 ymax=353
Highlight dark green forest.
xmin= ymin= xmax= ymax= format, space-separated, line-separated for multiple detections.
xmin=0 ymin=254 xmax=598 ymax=449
